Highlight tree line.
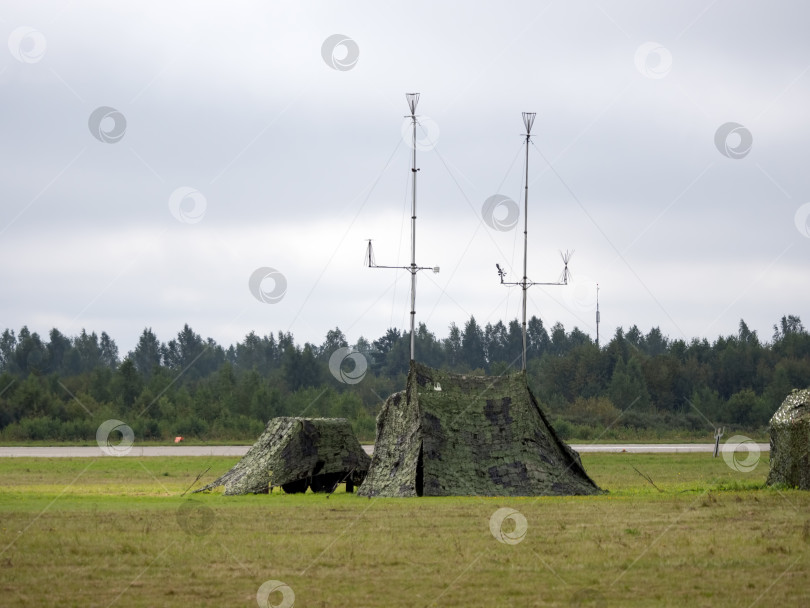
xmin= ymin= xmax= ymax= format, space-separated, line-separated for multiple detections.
xmin=0 ymin=314 xmax=808 ymax=442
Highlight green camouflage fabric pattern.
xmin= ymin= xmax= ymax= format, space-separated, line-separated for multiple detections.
xmin=767 ymin=388 xmax=810 ymax=490
xmin=195 ymin=417 xmax=370 ymax=495
xmin=358 ymin=363 xmax=602 ymax=497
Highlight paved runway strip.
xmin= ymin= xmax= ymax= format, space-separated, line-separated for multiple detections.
xmin=0 ymin=443 xmax=769 ymax=457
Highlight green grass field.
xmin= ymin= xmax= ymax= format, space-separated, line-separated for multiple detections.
xmin=0 ymin=453 xmax=807 ymax=607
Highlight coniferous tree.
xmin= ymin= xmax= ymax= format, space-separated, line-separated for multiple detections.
xmin=46 ymin=328 xmax=72 ymax=374
xmin=15 ymin=327 xmax=47 ymax=376
xmin=130 ymin=328 xmax=163 ymax=378
xmin=73 ymin=329 xmax=102 ymax=374
xmin=444 ymin=323 xmax=462 ymax=369
xmin=320 ymin=327 xmax=348 ymax=360
xmin=372 ymin=328 xmax=402 ymax=374
xmin=414 ymin=323 xmax=445 ymax=369
xmin=644 ymin=327 xmax=668 ymax=357
xmin=114 ymin=358 xmax=143 ymax=408
xmin=527 ymin=316 xmax=551 ymax=360
xmin=506 ymin=320 xmax=523 ymax=366
xmin=609 ymin=356 xmax=651 ymax=411
xmin=0 ymin=329 xmax=17 ymax=373
xmin=99 ymin=332 xmax=119 ymax=369
xmin=485 ymin=321 xmax=509 ymax=367
xmin=461 ymin=316 xmax=486 ymax=371
xmin=549 ymin=322 xmax=567 ymax=356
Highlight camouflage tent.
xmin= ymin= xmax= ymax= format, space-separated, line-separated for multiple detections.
xmin=767 ymin=388 xmax=810 ymax=490
xmin=196 ymin=417 xmax=370 ymax=495
xmin=358 ymin=362 xmax=601 ymax=497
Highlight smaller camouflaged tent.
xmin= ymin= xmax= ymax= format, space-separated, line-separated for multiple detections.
xmin=767 ymin=388 xmax=810 ymax=490
xmin=358 ymin=362 xmax=601 ymax=497
xmin=195 ymin=417 xmax=370 ymax=495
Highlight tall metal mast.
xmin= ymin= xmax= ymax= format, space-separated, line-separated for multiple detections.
xmin=407 ymin=93 xmax=419 ymax=362
xmin=366 ymin=93 xmax=439 ymax=363
xmin=520 ymin=112 xmax=533 ymax=372
xmin=496 ymin=112 xmax=571 ymax=372
xmin=596 ymin=283 xmax=601 ymax=348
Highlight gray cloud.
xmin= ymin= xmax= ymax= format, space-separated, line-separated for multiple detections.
xmin=1 ymin=0 xmax=809 ymax=354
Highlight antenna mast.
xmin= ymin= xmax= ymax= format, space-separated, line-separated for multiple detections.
xmin=366 ymin=93 xmax=439 ymax=363
xmin=596 ymin=283 xmax=601 ymax=348
xmin=407 ymin=92 xmax=419 ymax=363
xmin=496 ymin=112 xmax=571 ymax=372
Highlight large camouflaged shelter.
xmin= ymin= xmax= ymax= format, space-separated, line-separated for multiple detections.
xmin=196 ymin=417 xmax=370 ymax=495
xmin=767 ymin=388 xmax=810 ymax=490
xmin=358 ymin=363 xmax=601 ymax=497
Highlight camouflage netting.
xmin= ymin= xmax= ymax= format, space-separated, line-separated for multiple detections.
xmin=767 ymin=388 xmax=810 ymax=490
xmin=358 ymin=362 xmax=602 ymax=497
xmin=195 ymin=417 xmax=370 ymax=495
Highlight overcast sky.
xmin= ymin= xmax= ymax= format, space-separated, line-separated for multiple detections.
xmin=2 ymin=1 xmax=809 ymax=355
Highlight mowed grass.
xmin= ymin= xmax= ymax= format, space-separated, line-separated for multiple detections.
xmin=0 ymin=454 xmax=807 ymax=607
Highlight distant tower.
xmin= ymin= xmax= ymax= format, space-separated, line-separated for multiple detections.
xmin=596 ymin=283 xmax=601 ymax=348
